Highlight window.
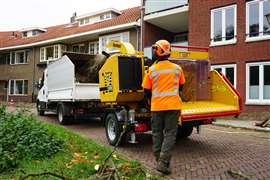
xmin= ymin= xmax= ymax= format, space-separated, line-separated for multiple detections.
xmin=99 ymin=32 xmax=129 ymax=53
xmin=10 ymin=50 xmax=28 ymax=64
xmin=0 ymin=53 xmax=10 ymax=64
xmin=246 ymin=0 xmax=270 ymax=41
xmin=32 ymin=30 xmax=38 ymax=36
xmin=9 ymin=80 xmax=28 ymax=95
xmin=72 ymin=44 xmax=86 ymax=53
xmin=211 ymin=5 xmax=237 ymax=46
xmin=100 ymin=15 xmax=105 ymax=20
xmin=246 ymin=62 xmax=270 ymax=104
xmin=22 ymin=30 xmax=42 ymax=38
xmin=100 ymin=13 xmax=111 ymax=20
xmin=79 ymin=14 xmax=110 ymax=26
xmin=46 ymin=46 xmax=54 ymax=60
xmin=211 ymin=64 xmax=237 ymax=87
xmin=89 ymin=42 xmax=99 ymax=55
xmin=85 ymin=18 xmax=90 ymax=24
xmin=143 ymin=47 xmax=152 ymax=59
xmin=79 ymin=19 xmax=84 ymax=25
xmin=22 ymin=32 xmax=28 ymax=38
xmin=40 ymin=44 xmax=66 ymax=62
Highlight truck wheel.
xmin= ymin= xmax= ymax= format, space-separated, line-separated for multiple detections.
xmin=105 ymin=113 xmax=126 ymax=146
xmin=177 ymin=126 xmax=193 ymax=139
xmin=57 ymin=105 xmax=70 ymax=125
xmin=37 ymin=101 xmax=45 ymax=116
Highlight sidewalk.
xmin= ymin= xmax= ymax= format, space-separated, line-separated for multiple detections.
xmin=213 ymin=119 xmax=270 ymax=132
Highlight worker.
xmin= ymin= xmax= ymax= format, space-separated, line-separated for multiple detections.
xmin=142 ymin=40 xmax=185 ymax=175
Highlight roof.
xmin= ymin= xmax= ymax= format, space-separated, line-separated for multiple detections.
xmin=19 ymin=27 xmax=47 ymax=32
xmin=76 ymin=8 xmax=122 ymax=20
xmin=0 ymin=6 xmax=140 ymax=50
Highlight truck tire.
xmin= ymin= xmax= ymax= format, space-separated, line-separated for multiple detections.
xmin=37 ymin=101 xmax=45 ymax=116
xmin=177 ymin=126 xmax=193 ymax=139
xmin=57 ymin=104 xmax=70 ymax=125
xmin=105 ymin=113 xmax=126 ymax=146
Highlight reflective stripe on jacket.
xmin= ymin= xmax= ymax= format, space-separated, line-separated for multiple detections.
xmin=142 ymin=60 xmax=185 ymax=111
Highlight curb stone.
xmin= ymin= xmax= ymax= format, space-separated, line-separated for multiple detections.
xmin=212 ymin=121 xmax=270 ymax=133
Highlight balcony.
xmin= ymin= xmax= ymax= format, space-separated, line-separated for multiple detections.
xmin=144 ymin=0 xmax=188 ymax=33
xmin=144 ymin=0 xmax=188 ymax=14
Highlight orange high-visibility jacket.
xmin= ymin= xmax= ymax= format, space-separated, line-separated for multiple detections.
xmin=142 ymin=60 xmax=185 ymax=111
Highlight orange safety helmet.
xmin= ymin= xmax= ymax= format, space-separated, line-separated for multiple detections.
xmin=153 ymin=40 xmax=171 ymax=57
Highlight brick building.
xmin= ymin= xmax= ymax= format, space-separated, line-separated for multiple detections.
xmin=0 ymin=7 xmax=140 ymax=102
xmin=142 ymin=0 xmax=270 ymax=112
xmin=189 ymin=0 xmax=270 ymax=112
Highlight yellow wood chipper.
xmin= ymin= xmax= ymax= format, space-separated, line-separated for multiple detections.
xmin=37 ymin=40 xmax=242 ymax=146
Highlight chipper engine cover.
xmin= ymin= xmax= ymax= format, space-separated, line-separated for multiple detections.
xmin=99 ymin=41 xmax=145 ymax=103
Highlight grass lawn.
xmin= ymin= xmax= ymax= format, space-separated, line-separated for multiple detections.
xmin=0 ymin=116 xmax=159 ymax=180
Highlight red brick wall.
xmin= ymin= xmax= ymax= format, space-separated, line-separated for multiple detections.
xmin=0 ymin=95 xmax=7 ymax=102
xmin=189 ymin=0 xmax=270 ymax=112
xmin=142 ymin=22 xmax=174 ymax=48
xmin=8 ymin=95 xmax=32 ymax=103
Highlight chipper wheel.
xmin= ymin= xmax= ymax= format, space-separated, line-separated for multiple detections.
xmin=105 ymin=113 xmax=127 ymax=146
xmin=177 ymin=125 xmax=193 ymax=139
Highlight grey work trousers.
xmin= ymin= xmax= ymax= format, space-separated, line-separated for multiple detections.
xmin=151 ymin=110 xmax=179 ymax=165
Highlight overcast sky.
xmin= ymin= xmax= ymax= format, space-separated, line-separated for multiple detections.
xmin=0 ymin=0 xmax=141 ymax=31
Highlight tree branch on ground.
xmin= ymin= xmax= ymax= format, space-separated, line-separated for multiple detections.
xmin=19 ymin=172 xmax=71 ymax=180
xmin=227 ymin=169 xmax=252 ymax=180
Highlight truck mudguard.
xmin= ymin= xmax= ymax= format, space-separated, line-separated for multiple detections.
xmin=58 ymin=103 xmax=73 ymax=116
xmin=104 ymin=108 xmax=128 ymax=122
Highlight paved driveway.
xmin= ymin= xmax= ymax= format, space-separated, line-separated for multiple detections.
xmin=40 ymin=113 xmax=270 ymax=180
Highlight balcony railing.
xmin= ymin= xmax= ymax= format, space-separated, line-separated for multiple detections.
xmin=144 ymin=0 xmax=188 ymax=14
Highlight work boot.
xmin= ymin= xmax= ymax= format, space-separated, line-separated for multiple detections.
xmin=156 ymin=161 xmax=171 ymax=175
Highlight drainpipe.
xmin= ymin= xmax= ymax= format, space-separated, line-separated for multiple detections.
xmin=32 ymin=47 xmax=36 ymax=102
xmin=140 ymin=0 xmax=145 ymax=52
xmin=136 ymin=26 xmax=140 ymax=51
xmin=6 ymin=81 xmax=9 ymax=103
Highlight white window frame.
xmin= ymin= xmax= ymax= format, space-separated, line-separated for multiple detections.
xmin=99 ymin=32 xmax=130 ymax=53
xmin=210 ymin=4 xmax=237 ymax=46
xmin=79 ymin=19 xmax=84 ymax=26
xmin=79 ymin=13 xmax=112 ymax=27
xmin=211 ymin=64 xmax=237 ymax=87
xmin=89 ymin=41 xmax=99 ymax=55
xmin=10 ymin=50 xmax=28 ymax=65
xmin=246 ymin=0 xmax=270 ymax=42
xmin=8 ymin=79 xmax=28 ymax=96
xmin=246 ymin=61 xmax=270 ymax=105
xmin=40 ymin=44 xmax=66 ymax=62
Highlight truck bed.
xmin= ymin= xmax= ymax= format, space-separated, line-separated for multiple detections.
xmin=46 ymin=55 xmax=101 ymax=101
xmin=182 ymin=101 xmax=239 ymax=120
xmin=73 ymin=83 xmax=100 ymax=101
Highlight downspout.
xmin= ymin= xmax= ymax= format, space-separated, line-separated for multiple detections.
xmin=6 ymin=81 xmax=9 ymax=102
xmin=140 ymin=0 xmax=145 ymax=52
xmin=136 ymin=26 xmax=140 ymax=51
xmin=6 ymin=52 xmax=10 ymax=102
xmin=32 ymin=47 xmax=36 ymax=102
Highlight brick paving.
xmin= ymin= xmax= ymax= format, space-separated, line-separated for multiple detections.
xmin=41 ymin=114 xmax=270 ymax=180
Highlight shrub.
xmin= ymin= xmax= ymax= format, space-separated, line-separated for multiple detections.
xmin=0 ymin=105 xmax=64 ymax=172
